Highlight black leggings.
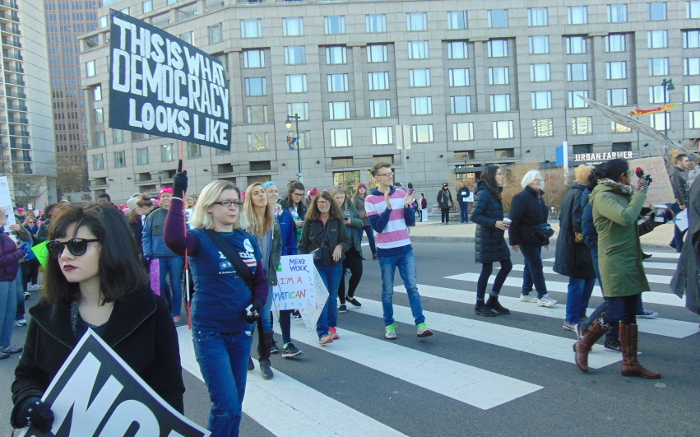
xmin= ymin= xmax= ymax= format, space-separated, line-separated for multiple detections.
xmin=21 ymin=258 xmax=40 ymax=291
xmin=441 ymin=208 xmax=450 ymax=223
xmin=476 ymin=258 xmax=513 ymax=301
xmin=339 ymin=248 xmax=363 ymax=304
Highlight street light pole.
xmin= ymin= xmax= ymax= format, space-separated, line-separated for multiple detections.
xmin=285 ymin=114 xmax=303 ymax=183
xmin=661 ymin=78 xmax=675 ymax=137
xmin=158 ymin=170 xmax=163 ymax=188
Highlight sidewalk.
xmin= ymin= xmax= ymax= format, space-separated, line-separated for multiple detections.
xmin=410 ymin=214 xmax=677 ymax=249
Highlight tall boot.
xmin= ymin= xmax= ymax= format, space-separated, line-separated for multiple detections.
xmin=619 ymin=323 xmax=660 ymax=379
xmin=258 ymin=332 xmax=274 ymax=380
xmin=573 ymin=317 xmax=610 ymax=373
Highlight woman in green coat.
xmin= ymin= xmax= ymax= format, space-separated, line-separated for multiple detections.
xmin=573 ymin=159 xmax=660 ymax=379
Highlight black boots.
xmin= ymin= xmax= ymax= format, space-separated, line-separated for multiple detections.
xmin=475 ymin=301 xmax=497 ymax=317
xmin=486 ymin=295 xmax=510 ymax=314
xmin=258 ymin=331 xmax=275 ymax=380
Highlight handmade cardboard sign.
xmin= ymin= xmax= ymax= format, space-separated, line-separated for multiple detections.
xmin=272 ymin=255 xmax=316 ymax=311
xmin=629 ymin=156 xmax=675 ymax=205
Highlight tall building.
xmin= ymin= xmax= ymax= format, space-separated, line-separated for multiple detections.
xmin=2 ymin=0 xmax=56 ymax=209
xmin=79 ymin=0 xmax=700 ymax=203
xmin=44 ymin=0 xmax=100 ymax=197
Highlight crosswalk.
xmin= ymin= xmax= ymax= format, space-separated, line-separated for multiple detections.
xmin=176 ymin=250 xmax=697 ymax=436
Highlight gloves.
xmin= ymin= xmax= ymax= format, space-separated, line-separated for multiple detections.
xmin=243 ymin=298 xmax=263 ymax=324
xmin=172 ymin=171 xmax=188 ymax=197
xmin=15 ymin=397 xmax=54 ymax=433
xmin=636 ymin=175 xmax=652 ymax=193
xmin=251 ymin=298 xmax=263 ymax=313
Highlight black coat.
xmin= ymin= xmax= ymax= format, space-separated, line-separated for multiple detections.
xmin=553 ymin=183 xmax=595 ymax=279
xmin=508 ymin=186 xmax=550 ymax=246
xmin=470 ymin=181 xmax=510 ymax=263
xmin=11 ymin=285 xmax=185 ymax=426
xmin=437 ymin=189 xmax=453 ymax=209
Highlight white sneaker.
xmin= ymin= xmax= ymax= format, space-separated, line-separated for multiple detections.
xmin=637 ymin=309 xmax=659 ymax=319
xmin=15 ymin=318 xmax=27 ymax=327
xmin=28 ymin=284 xmax=41 ymax=290
xmin=520 ymin=293 xmax=538 ymax=303
xmin=537 ymin=294 xmax=558 ymax=307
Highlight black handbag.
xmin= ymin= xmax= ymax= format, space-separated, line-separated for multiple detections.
xmin=532 ymin=223 xmax=555 ymax=241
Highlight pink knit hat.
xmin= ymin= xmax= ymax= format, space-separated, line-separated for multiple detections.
xmin=158 ymin=187 xmax=173 ymax=199
xmin=308 ymin=187 xmax=318 ymax=197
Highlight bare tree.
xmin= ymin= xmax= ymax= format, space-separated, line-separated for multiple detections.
xmin=55 ymin=154 xmax=88 ymax=197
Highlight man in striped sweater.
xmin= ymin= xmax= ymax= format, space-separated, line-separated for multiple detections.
xmin=365 ymin=162 xmax=433 ymax=340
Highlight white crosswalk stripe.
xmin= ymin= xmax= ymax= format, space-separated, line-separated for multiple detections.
xmin=509 ymin=264 xmax=673 ymax=286
xmin=543 ymin=257 xmax=680 ymax=271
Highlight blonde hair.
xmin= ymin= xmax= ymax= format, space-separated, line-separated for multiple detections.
xmin=240 ymin=182 xmax=274 ymax=237
xmin=520 ymin=170 xmax=545 ymax=190
xmin=575 ymin=165 xmax=593 ymax=185
xmin=330 ymin=185 xmax=350 ymax=210
xmin=189 ymin=180 xmax=240 ymax=229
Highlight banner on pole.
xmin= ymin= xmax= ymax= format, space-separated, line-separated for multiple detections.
xmin=109 ymin=10 xmax=231 ymax=151
xmin=272 ymin=254 xmax=316 ymax=310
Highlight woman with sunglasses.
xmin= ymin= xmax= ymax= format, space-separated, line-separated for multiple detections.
xmin=164 ymin=173 xmax=268 ymax=437
xmin=11 ymin=204 xmax=184 ymax=433
xmin=298 ymin=192 xmax=349 ymax=345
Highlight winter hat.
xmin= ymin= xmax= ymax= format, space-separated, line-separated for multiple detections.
xmin=126 ymin=197 xmax=138 ymax=210
xmin=158 ymin=187 xmax=173 ymax=199
xmin=16 ymin=208 xmax=24 ymax=214
xmin=357 ymin=183 xmax=367 ymax=190
xmin=263 ymin=181 xmax=277 ymax=189
xmin=309 ymin=187 xmax=318 ymax=197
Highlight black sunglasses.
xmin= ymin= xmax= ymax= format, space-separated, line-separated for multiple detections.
xmin=47 ymin=238 xmax=99 ymax=258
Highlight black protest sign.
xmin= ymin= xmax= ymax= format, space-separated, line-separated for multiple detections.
xmin=20 ymin=330 xmax=209 ymax=437
xmin=109 ymin=10 xmax=231 ymax=151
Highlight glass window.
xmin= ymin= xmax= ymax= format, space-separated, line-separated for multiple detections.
xmin=449 ymin=68 xmax=469 ymax=86
xmin=533 ymin=119 xmax=553 ymax=137
xmin=489 ymin=67 xmax=509 ymax=85
xmin=528 ymin=8 xmax=548 ymax=26
xmin=245 ymin=77 xmax=267 ymax=96
xmin=94 ymin=108 xmax=104 ymax=124
xmin=243 ymin=49 xmax=265 ymax=68
xmin=607 ymin=88 xmax=628 ymax=106
xmin=684 ymin=30 xmax=700 ymax=48
xmin=371 ymin=127 xmax=393 ymax=145
xmin=649 ymin=113 xmax=670 ymax=130
xmin=686 ymin=85 xmax=700 ymax=102
xmin=329 ymin=101 xmax=350 ymax=119
xmin=240 ymin=19 xmax=262 ymax=38
xmin=608 ymin=4 xmax=628 ymax=22
xmin=246 ymin=105 xmax=269 ymax=123
xmin=326 ymin=46 xmax=347 ymax=64
xmin=490 ymin=94 xmax=511 ymax=112
xmin=247 ymin=133 xmax=269 ymax=152
xmin=568 ymin=91 xmax=589 ymax=108
xmin=208 ymin=23 xmax=222 ymax=44
xmin=406 ymin=12 xmax=428 ymax=31
xmin=95 ymin=131 xmax=105 ymax=146
xmin=283 ymin=17 xmax=304 ymax=36
xmin=689 ymin=1 xmax=700 ymax=18
xmin=92 ymin=154 xmax=103 ymax=170
xmin=409 ymin=69 xmax=431 ymax=87
xmin=649 ymin=58 xmax=669 ymax=76
xmin=606 ymin=34 xmax=627 ymax=52
xmin=287 ymin=103 xmax=309 ymax=120
xmin=649 ymin=85 xmax=668 ymax=103
xmin=113 ymin=152 xmax=124 ymax=167
xmin=648 ymin=30 xmax=668 ymax=48
xmin=567 ymin=63 xmax=588 ymax=81
xmin=689 ymin=110 xmax=700 ymax=129
xmin=328 ymin=74 xmax=349 ymax=92
xmin=612 ymin=121 xmax=632 ymax=133
xmin=685 ymin=58 xmax=700 ymax=75
xmin=568 ymin=6 xmax=588 ymax=24
xmin=447 ymin=11 xmax=468 ymax=29
xmin=93 ymin=85 xmax=102 ymax=101
xmin=180 ymin=32 xmax=192 ymax=45
xmin=112 ymin=129 xmax=123 ymax=144
xmin=367 ymin=44 xmax=388 ymax=62
xmin=488 ymin=9 xmax=508 ymax=28
xmin=330 ymin=128 xmax=352 ymax=147
xmin=366 ymin=14 xmax=386 ymax=33
xmin=566 ymin=36 xmax=587 ymax=54
xmin=370 ymin=100 xmax=391 ymax=117
xmin=284 ymin=46 xmax=306 ymax=65
xmin=161 ymin=144 xmax=174 ymax=161
xmin=412 ymin=124 xmax=434 ymax=143
xmin=572 ymin=117 xmax=593 ymax=135
xmin=450 ymin=96 xmax=471 ymax=114
xmin=530 ymin=64 xmax=551 ymax=82
xmin=529 ymin=36 xmax=550 ymax=54
xmin=493 ymin=121 xmax=514 ymax=139
xmin=531 ymin=91 xmax=552 ymax=109
xmin=408 ymin=41 xmax=429 ymax=59
xmin=100 ymin=15 xmax=108 ymax=28
xmin=647 ymin=2 xmax=667 ymax=20
xmin=410 ymin=97 xmax=432 ymax=115
xmin=142 ymin=0 xmax=153 ymax=13
xmin=368 ymin=72 xmax=390 ymax=90
xmin=187 ymin=142 xmax=201 ymax=159
xmin=447 ymin=41 xmax=468 ymax=59
xmin=133 ymin=147 xmax=147 ymax=165
xmin=488 ymin=39 xmax=508 ymax=57
xmin=606 ymin=61 xmax=627 ymax=79
xmin=86 ymin=60 xmax=95 ymax=77
xmin=453 ymin=123 xmax=474 ymax=141
xmin=324 ymin=16 xmax=346 ymax=34
xmin=285 ymin=74 xmax=307 ymax=93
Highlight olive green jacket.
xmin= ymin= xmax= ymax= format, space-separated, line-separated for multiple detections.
xmin=590 ymin=180 xmax=650 ymax=297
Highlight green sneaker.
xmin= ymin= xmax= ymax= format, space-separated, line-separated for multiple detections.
xmin=384 ymin=323 xmax=397 ymax=340
xmin=416 ymin=323 xmax=433 ymax=337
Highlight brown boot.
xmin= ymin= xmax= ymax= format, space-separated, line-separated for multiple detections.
xmin=573 ymin=318 xmax=610 ymax=373
xmin=620 ymin=323 xmax=660 ymax=379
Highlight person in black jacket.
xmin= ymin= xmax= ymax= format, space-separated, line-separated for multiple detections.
xmin=553 ymin=165 xmax=596 ymax=332
xmin=470 ymin=166 xmax=512 ymax=316
xmin=509 ymin=170 xmax=558 ymax=307
xmin=11 ymin=204 xmax=184 ymax=433
xmin=437 ymin=183 xmax=454 ymax=224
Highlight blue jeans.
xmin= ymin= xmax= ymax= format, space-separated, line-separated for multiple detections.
xmin=672 ymin=224 xmax=687 ymax=252
xmin=378 ymin=250 xmax=425 ymax=327
xmin=193 ymin=330 xmax=252 ymax=437
xmin=459 ymin=202 xmax=469 ymax=222
xmin=565 ymin=277 xmax=595 ymax=324
xmin=14 ymin=268 xmax=24 ymax=320
xmin=0 ymin=279 xmax=16 ymax=348
xmin=605 ymin=294 xmax=639 ymax=325
xmin=519 ymin=243 xmax=548 ymax=298
xmin=158 ymin=256 xmax=185 ymax=318
xmin=259 ymin=284 xmax=273 ymax=332
xmin=581 ymin=248 xmax=620 ymax=344
xmin=315 ymin=263 xmax=342 ymax=338
xmin=359 ymin=225 xmax=377 ymax=255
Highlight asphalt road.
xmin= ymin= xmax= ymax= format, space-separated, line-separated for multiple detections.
xmin=1 ymin=242 xmax=699 ymax=436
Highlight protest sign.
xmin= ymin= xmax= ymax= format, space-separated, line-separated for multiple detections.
xmin=0 ymin=176 xmax=16 ymax=226
xmin=629 ymin=156 xmax=675 ymax=205
xmin=109 ymin=10 xmax=231 ymax=151
xmin=272 ymin=255 xmax=316 ymax=311
xmin=31 ymin=240 xmax=49 ymax=268
xmin=299 ymin=265 xmax=329 ymax=333
xmin=20 ymin=330 xmax=209 ymax=437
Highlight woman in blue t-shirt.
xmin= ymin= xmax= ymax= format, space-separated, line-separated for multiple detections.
xmin=164 ymin=175 xmax=268 ymax=437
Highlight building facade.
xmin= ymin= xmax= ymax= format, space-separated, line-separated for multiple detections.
xmin=2 ymin=0 xmax=56 ymax=210
xmin=79 ymin=0 xmax=700 ymax=203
